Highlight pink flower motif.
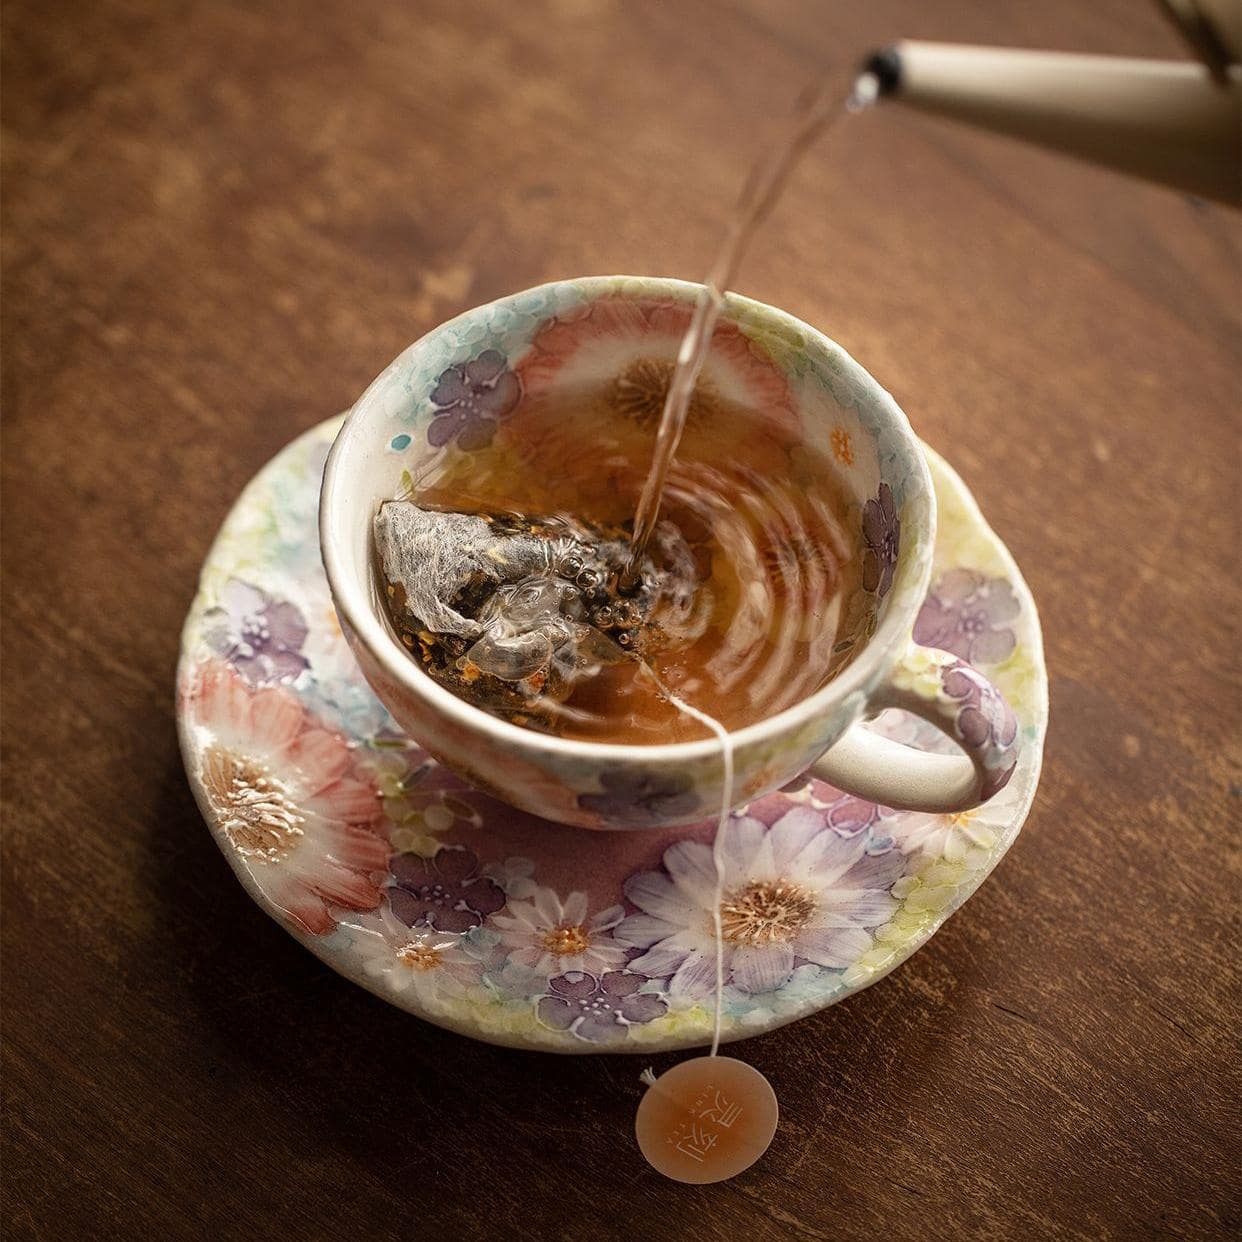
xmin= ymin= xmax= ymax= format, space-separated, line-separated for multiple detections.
xmin=889 ymin=807 xmax=1000 ymax=864
xmin=514 ymin=295 xmax=798 ymax=435
xmin=822 ymin=793 xmax=890 ymax=836
xmin=339 ymin=902 xmax=483 ymax=1001
xmin=185 ymin=662 xmax=387 ymax=935
xmin=616 ymin=808 xmax=903 ymax=997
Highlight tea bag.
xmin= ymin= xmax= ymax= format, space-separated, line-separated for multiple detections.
xmin=374 ymin=500 xmax=701 ymax=726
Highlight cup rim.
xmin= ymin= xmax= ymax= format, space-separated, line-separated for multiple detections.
xmin=320 ymin=274 xmax=935 ymax=762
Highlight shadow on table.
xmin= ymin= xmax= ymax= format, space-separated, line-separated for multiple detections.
xmin=143 ymin=753 xmax=968 ymax=1233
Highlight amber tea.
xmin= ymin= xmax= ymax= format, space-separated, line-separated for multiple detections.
xmin=375 ymin=72 xmax=879 ymax=746
xmin=375 ymin=385 xmax=867 ymax=745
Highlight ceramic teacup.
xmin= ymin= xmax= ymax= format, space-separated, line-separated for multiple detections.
xmin=320 ymin=276 xmax=1018 ymax=830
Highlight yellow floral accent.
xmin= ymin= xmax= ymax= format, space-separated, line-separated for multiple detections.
xmin=396 ymin=943 xmax=443 ymax=971
xmin=988 ymin=646 xmax=1043 ymax=723
xmin=475 ymin=1004 xmax=544 ymax=1041
xmin=842 ymin=857 xmax=975 ymax=987
xmin=732 ymin=308 xmax=808 ymax=373
xmin=890 ymin=646 xmax=954 ymax=701
xmin=626 ymin=1004 xmax=714 ymax=1045
xmin=321 ymin=603 xmax=343 ymax=640
xmin=389 ymin=818 xmax=442 ymax=858
xmin=940 ymin=809 xmax=998 ymax=866
xmin=831 ymin=426 xmax=854 ymax=466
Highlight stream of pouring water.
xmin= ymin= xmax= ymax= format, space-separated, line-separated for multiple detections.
xmin=625 ymin=71 xmax=878 ymax=578
xmin=631 ymin=73 xmax=879 ymax=1067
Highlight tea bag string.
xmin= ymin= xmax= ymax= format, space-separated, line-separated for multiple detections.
xmin=638 ymin=664 xmax=734 ymax=1058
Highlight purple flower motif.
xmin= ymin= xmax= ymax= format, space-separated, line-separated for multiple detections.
xmin=202 ymin=579 xmax=309 ymax=687
xmin=387 ymin=847 xmax=505 ymax=933
xmin=914 ymin=569 xmax=1019 ymax=665
xmin=536 ymin=970 xmax=667 ymax=1043
xmin=862 ymin=482 xmax=900 ymax=598
xmin=577 ymin=768 xmax=701 ymax=826
xmin=427 ymin=349 xmax=521 ymax=450
xmin=942 ymin=665 xmax=1018 ymax=750
xmin=942 ymin=662 xmax=1019 ymax=798
xmin=823 ymin=793 xmax=889 ymax=837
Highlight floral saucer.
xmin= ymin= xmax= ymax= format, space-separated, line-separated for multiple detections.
xmin=177 ymin=417 xmax=1046 ymax=1053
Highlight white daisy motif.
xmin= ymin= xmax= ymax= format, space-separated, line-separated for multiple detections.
xmin=615 ymin=807 xmax=904 ymax=997
xmin=341 ymin=904 xmax=481 ymax=1003
xmin=491 ymin=886 xmax=627 ymax=977
xmin=889 ymin=805 xmax=1002 ymax=866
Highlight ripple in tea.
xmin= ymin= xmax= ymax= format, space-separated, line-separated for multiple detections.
xmin=375 ymin=74 xmax=880 ymax=744
xmin=374 ymin=387 xmax=866 ymax=744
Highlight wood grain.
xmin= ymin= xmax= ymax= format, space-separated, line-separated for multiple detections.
xmin=3 ymin=2 xmax=1239 ymax=1238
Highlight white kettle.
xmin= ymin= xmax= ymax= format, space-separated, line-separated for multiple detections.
xmin=864 ymin=0 xmax=1241 ymax=205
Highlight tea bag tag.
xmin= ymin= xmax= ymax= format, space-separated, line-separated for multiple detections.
xmin=635 ymin=1056 xmax=778 ymax=1184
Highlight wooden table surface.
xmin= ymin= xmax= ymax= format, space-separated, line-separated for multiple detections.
xmin=3 ymin=1 xmax=1239 ymax=1238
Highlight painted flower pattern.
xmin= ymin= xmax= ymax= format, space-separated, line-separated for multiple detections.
xmin=426 ymin=348 xmax=520 ymax=450
xmin=186 ymin=661 xmax=386 ymax=935
xmin=387 ymin=846 xmax=505 ymax=932
xmin=942 ymin=662 xmax=1019 ymax=798
xmin=823 ymin=792 xmax=890 ymax=837
xmin=914 ymin=569 xmax=1019 ymax=665
xmin=341 ymin=903 xmax=481 ymax=1001
xmin=203 ymin=579 xmax=309 ymax=686
xmin=944 ymin=664 xmax=1017 ymax=749
xmin=616 ymin=808 xmax=903 ymax=997
xmin=514 ymin=296 xmax=796 ymax=432
xmin=506 ymin=295 xmax=802 ymax=486
xmin=375 ymin=755 xmax=484 ymax=856
xmin=536 ymin=971 xmax=667 ymax=1043
xmin=862 ymin=482 xmax=900 ymax=598
xmin=180 ymin=339 xmax=1043 ymax=1051
xmin=892 ymin=645 xmax=954 ymax=701
xmin=831 ymin=426 xmax=855 ymax=466
xmin=891 ymin=806 xmax=1000 ymax=864
xmin=492 ymin=886 xmax=627 ymax=976
xmin=578 ymin=768 xmax=701 ymax=826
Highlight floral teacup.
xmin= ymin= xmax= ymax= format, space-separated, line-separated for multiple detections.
xmin=320 ymin=276 xmax=1018 ymax=830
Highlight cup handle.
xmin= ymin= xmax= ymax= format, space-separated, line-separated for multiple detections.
xmin=811 ymin=643 xmax=1020 ymax=813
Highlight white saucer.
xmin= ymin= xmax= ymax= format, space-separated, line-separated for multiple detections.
xmin=177 ymin=416 xmax=1046 ymax=1052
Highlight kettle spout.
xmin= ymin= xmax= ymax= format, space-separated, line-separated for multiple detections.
xmin=861 ymin=41 xmax=1241 ymax=206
